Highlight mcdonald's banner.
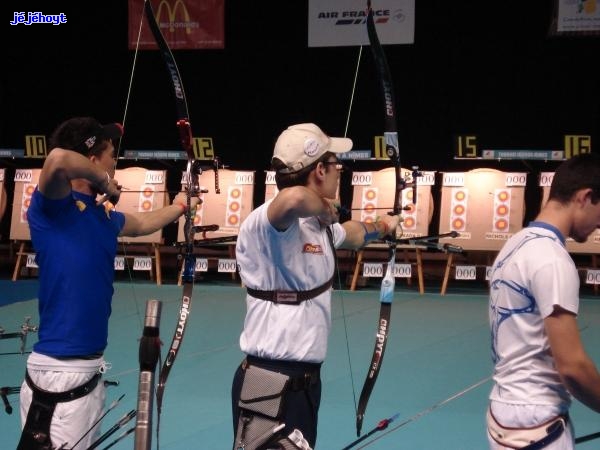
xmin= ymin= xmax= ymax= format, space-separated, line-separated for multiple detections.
xmin=128 ymin=0 xmax=224 ymax=50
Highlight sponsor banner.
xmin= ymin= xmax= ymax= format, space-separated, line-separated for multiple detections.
xmin=0 ymin=148 xmax=25 ymax=158
xmin=482 ymin=149 xmax=564 ymax=160
xmin=128 ymin=0 xmax=224 ymax=49
xmin=308 ymin=0 xmax=415 ymax=47
xmin=339 ymin=150 xmax=372 ymax=160
xmin=555 ymin=0 xmax=600 ymax=34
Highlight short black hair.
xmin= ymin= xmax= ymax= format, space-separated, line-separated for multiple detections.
xmin=549 ymin=153 xmax=600 ymax=204
xmin=49 ymin=117 xmax=122 ymax=157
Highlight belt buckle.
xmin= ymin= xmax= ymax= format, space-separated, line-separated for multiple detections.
xmin=304 ymin=373 xmax=311 ymax=388
xmin=292 ymin=373 xmax=312 ymax=391
xmin=275 ymin=292 xmax=298 ymax=303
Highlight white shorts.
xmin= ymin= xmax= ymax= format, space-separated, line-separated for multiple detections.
xmin=487 ymin=401 xmax=574 ymax=450
xmin=20 ymin=352 xmax=109 ymax=450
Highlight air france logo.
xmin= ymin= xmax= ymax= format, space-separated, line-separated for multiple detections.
xmin=317 ymin=8 xmax=403 ymax=26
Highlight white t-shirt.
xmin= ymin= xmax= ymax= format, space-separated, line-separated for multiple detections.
xmin=489 ymin=222 xmax=579 ymax=408
xmin=236 ymin=200 xmax=346 ymax=363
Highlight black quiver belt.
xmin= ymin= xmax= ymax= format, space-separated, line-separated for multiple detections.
xmin=17 ymin=371 xmax=101 ymax=450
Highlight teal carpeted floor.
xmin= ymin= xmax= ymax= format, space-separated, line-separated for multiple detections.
xmin=1 ymin=280 xmax=599 ymax=449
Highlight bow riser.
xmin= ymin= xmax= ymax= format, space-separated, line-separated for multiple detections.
xmin=177 ymin=120 xmax=193 ymax=153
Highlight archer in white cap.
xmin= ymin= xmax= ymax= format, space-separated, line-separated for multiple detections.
xmin=231 ymin=123 xmax=402 ymax=449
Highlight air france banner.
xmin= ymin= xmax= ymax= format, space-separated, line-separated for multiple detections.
xmin=308 ymin=0 xmax=415 ymax=47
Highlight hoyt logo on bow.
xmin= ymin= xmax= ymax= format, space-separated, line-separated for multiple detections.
xmin=368 ymin=318 xmax=388 ymax=376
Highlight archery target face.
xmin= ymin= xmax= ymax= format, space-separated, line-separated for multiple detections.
xmin=350 ymin=167 xmax=434 ymax=239
xmin=226 ymin=186 xmax=242 ymax=227
xmin=450 ymin=188 xmax=468 ymax=232
xmin=177 ymin=169 xmax=255 ymax=241
xmin=361 ymin=186 xmax=378 ymax=223
xmin=138 ymin=185 xmax=156 ymax=212
xmin=493 ymin=189 xmax=511 ymax=232
xmin=438 ymin=169 xmax=526 ymax=251
xmin=21 ymin=183 xmax=36 ymax=223
xmin=401 ymin=189 xmax=417 ymax=230
xmin=114 ymin=168 xmax=167 ymax=244
xmin=10 ymin=169 xmax=41 ymax=241
xmin=264 ymin=170 xmax=279 ymax=202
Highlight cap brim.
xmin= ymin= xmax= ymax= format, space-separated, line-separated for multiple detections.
xmin=101 ymin=123 xmax=124 ymax=140
xmin=329 ymin=136 xmax=353 ymax=153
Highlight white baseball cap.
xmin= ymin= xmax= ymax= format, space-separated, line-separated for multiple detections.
xmin=272 ymin=123 xmax=353 ymax=173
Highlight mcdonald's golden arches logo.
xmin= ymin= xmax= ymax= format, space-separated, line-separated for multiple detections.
xmin=155 ymin=0 xmax=192 ymax=34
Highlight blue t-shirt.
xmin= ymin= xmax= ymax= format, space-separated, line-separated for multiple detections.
xmin=27 ymin=189 xmax=125 ymax=356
